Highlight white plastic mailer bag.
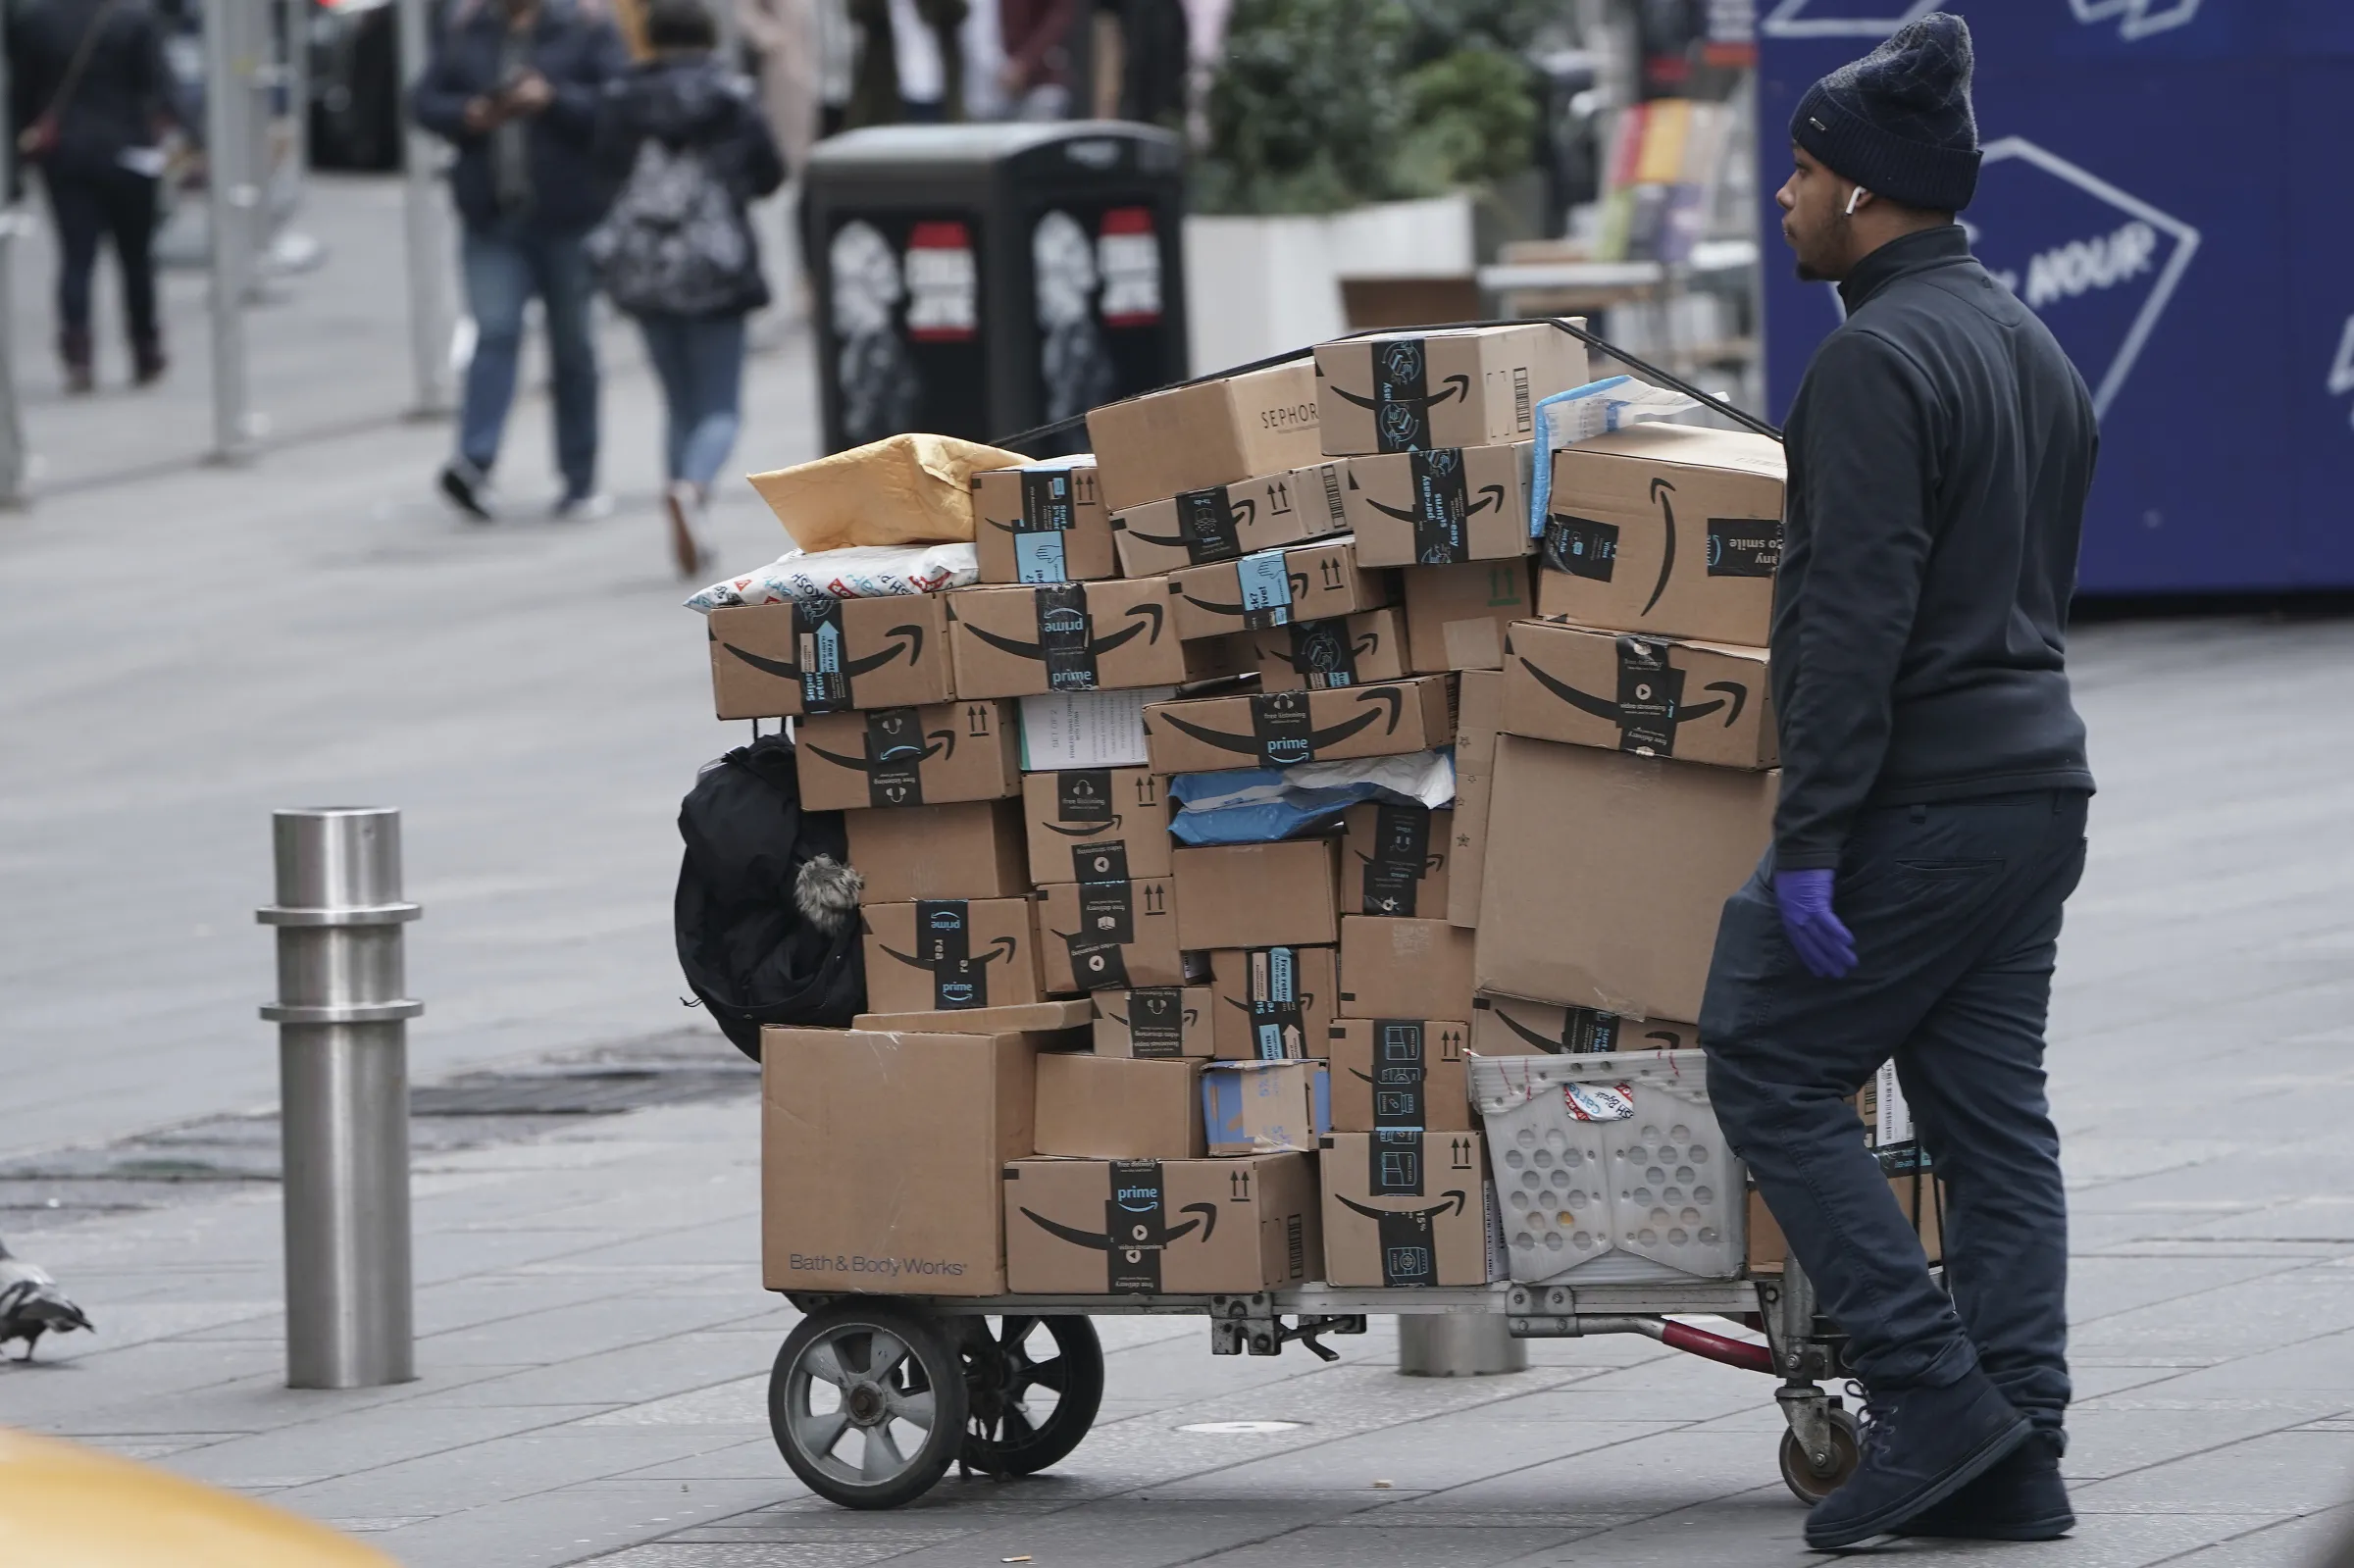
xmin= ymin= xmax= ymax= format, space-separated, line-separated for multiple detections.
xmin=684 ymin=542 xmax=979 ymax=613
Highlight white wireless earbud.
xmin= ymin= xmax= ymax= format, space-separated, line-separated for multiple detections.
xmin=1845 ymin=186 xmax=1868 ymax=216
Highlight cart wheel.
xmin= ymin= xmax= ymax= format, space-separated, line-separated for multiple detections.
xmin=770 ymin=1300 xmax=969 ymax=1509
xmin=958 ymin=1314 xmax=1104 ymax=1476
xmin=1778 ymin=1407 xmax=1863 ymax=1504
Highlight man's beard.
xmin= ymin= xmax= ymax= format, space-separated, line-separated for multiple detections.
xmin=1788 ymin=213 xmax=1850 ymax=284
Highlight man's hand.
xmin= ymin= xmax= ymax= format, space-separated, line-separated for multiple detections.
xmin=501 ymin=70 xmax=554 ymax=116
xmin=462 ymin=94 xmax=503 ymax=131
xmin=1774 ymin=868 xmax=1857 ymax=980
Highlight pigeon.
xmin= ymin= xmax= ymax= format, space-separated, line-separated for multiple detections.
xmin=0 ymin=1239 xmax=92 ymax=1361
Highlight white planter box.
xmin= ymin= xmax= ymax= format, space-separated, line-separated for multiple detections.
xmin=1183 ymin=192 xmax=1476 ymax=378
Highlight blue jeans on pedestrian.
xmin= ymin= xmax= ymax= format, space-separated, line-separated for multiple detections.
xmin=459 ymin=220 xmax=599 ymax=499
xmin=1700 ymin=790 xmax=2090 ymax=1442
xmin=635 ymin=312 xmax=746 ymax=492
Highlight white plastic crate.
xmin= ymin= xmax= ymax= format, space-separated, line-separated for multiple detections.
xmin=1468 ymin=1049 xmax=1746 ymax=1286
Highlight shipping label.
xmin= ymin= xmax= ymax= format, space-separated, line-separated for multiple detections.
xmin=1126 ymin=986 xmax=1190 ymax=1057
xmin=791 ymin=595 xmax=851 ymax=712
xmin=1407 ymin=447 xmax=1469 ymax=563
xmin=1034 ymin=583 xmax=1099 ymax=691
xmin=1368 ymin=1019 xmax=1428 ymax=1130
xmin=862 ymin=707 xmax=929 ymax=807
xmin=1234 ymin=550 xmax=1296 ymax=629
xmin=1175 ymin=484 xmax=1244 ymax=563
xmin=1543 ymin=515 xmax=1619 ymax=580
xmin=1706 ymin=517 xmax=1782 ymax=579
xmin=1286 ymin=619 xmax=1358 ymax=688
xmin=1613 ymin=634 xmax=1686 ymax=755
xmin=1358 ymin=802 xmax=1433 ymax=915
xmin=1248 ymin=945 xmax=1307 ymax=1058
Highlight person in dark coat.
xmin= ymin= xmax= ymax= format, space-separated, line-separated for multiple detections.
xmin=1697 ymin=14 xmax=2099 ymax=1551
xmin=8 ymin=0 xmax=179 ymax=390
xmin=591 ymin=0 xmax=783 ymax=576
xmin=411 ymin=0 xmax=632 ymax=521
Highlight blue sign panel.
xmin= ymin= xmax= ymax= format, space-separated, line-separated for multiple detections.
xmin=1758 ymin=1 xmax=2354 ymax=591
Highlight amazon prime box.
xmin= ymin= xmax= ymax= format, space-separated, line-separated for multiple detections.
xmin=1342 ymin=443 xmax=1536 ymax=567
xmin=765 ymin=1024 xmax=1073 ymax=1296
xmin=1142 ymin=676 xmax=1455 ymax=776
xmin=1203 ymin=1060 xmax=1333 ymax=1155
xmin=797 ymin=700 xmax=1022 ymax=812
xmin=1173 ymin=838 xmax=1341 ymax=951
xmin=844 ymin=798 xmax=1030 ymax=902
xmin=1404 ymin=560 xmax=1534 ymax=674
xmin=707 ymin=595 xmax=954 ymax=720
xmin=1022 ymin=767 xmax=1172 ymax=885
xmin=1034 ymin=1052 xmax=1204 ymax=1159
xmin=1318 ymin=1131 xmax=1499 ymax=1287
xmin=1110 ymin=466 xmax=1348 ymax=578
xmin=1210 ymin=945 xmax=1339 ymax=1061
xmin=1316 ymin=324 xmax=1588 ymax=457
xmin=1327 ymin=1018 xmax=1473 ymax=1133
xmin=1037 ymin=877 xmax=1183 ymax=993
xmin=1095 ymin=985 xmax=1216 ymax=1057
xmin=1335 ymin=803 xmax=1453 ymax=918
xmin=1002 ymin=1152 xmax=1320 ymax=1293
xmin=1086 ymin=360 xmax=1325 ymax=514
xmin=1469 ymin=995 xmax=1699 ymax=1057
xmin=971 ymin=458 xmax=1119 ymax=583
xmin=1502 ymin=620 xmax=1774 ymax=769
xmin=946 ymin=582 xmax=1186 ymax=699
xmin=860 ymin=897 xmax=1044 ymax=1015
xmin=1245 ymin=608 xmax=1409 ymax=692
xmin=1474 ymin=734 xmax=1773 ymax=1021
xmin=1445 ymin=671 xmax=1504 ymax=928
xmin=1338 ymin=916 xmax=1476 ymax=1021
xmin=1017 ymin=688 xmax=1174 ymax=771
xmin=1534 ymin=423 xmax=1785 ymax=646
xmin=1165 ymin=539 xmax=1394 ymax=643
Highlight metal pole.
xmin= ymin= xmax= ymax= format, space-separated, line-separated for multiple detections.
xmin=204 ymin=0 xmax=260 ymax=459
xmin=0 ymin=10 xmax=29 ymax=507
xmin=1398 ymin=1314 xmax=1529 ymax=1377
xmin=395 ymin=0 xmax=454 ymax=415
xmin=258 ymin=807 xmax=421 ymax=1390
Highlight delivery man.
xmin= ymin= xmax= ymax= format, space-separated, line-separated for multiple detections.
xmin=1698 ymin=13 xmax=2097 ymax=1551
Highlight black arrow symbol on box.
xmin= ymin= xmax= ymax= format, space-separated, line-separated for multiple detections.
xmin=1019 ymin=1201 xmax=1220 ymax=1251
xmin=960 ymin=601 xmax=1166 ymax=665
xmin=716 ymin=625 xmax=926 ymax=682
xmin=803 ymin=725 xmax=958 ymax=777
xmin=1514 ymin=658 xmax=1747 ymax=729
xmin=879 ymin=935 xmax=1022 ymax=973
xmin=1155 ymin=686 xmax=1405 ymax=761
xmin=1333 ymin=1189 xmax=1466 ymax=1222
xmin=1328 ymin=375 xmax=1471 ymax=414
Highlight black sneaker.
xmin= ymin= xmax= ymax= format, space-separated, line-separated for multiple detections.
xmin=1804 ymin=1371 xmax=2032 ymax=1550
xmin=438 ymin=460 xmax=492 ymax=521
xmin=1899 ymin=1430 xmax=2073 ymax=1542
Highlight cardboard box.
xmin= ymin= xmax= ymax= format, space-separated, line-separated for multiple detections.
xmin=971 ymin=458 xmax=1118 ymax=583
xmin=1087 ymin=360 xmax=1324 ymax=514
xmin=1316 ymin=324 xmax=1589 ymax=456
xmin=1003 ymin=1152 xmax=1320 ymax=1293
xmin=844 ymin=799 xmax=1028 ymax=903
xmin=856 ymin=1000 xmax=1093 ymax=1033
xmin=707 ymin=595 xmax=954 ymax=720
xmin=1172 ymin=838 xmax=1341 ymax=950
xmin=861 ymin=897 xmax=1044 ymax=1015
xmin=1211 ymin=945 xmax=1339 ymax=1060
xmin=1405 ymin=560 xmax=1535 ymax=675
xmin=1336 ymin=803 xmax=1452 ymax=918
xmin=798 ymin=701 xmax=1021 ymax=811
xmin=1203 ymin=1061 xmax=1333 ymax=1154
xmin=1502 ymin=621 xmax=1775 ymax=769
xmin=1094 ymin=986 xmax=1216 ymax=1058
xmin=1445 ymin=671 xmax=1504 ymax=929
xmin=1534 ymin=423 xmax=1787 ymax=646
xmin=763 ymin=1025 xmax=1057 ymax=1295
xmin=1037 ymin=878 xmax=1183 ymax=993
xmin=1247 ymin=609 xmax=1409 ymax=692
xmin=1143 ymin=677 xmax=1456 ymax=776
xmin=1166 ymin=539 xmax=1394 ymax=643
xmin=1469 ymin=995 xmax=1699 ymax=1057
xmin=1328 ymin=1018 xmax=1473 ymax=1133
xmin=1018 ymin=688 xmax=1173 ymax=772
xmin=1339 ymin=916 xmax=1477 ymax=1021
xmin=1319 ymin=1131 xmax=1496 ymax=1287
xmin=1474 ymin=734 xmax=1774 ymax=1020
xmin=1110 ymin=468 xmax=1348 ymax=577
xmin=1022 ymin=767 xmax=1173 ymax=885
xmin=946 ymin=582 xmax=1186 ymax=698
xmin=1034 ymin=1052 xmax=1203 ymax=1158
xmin=1342 ymin=444 xmax=1536 ymax=567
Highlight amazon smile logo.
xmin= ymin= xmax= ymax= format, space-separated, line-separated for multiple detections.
xmin=1041 ymin=815 xmax=1121 ymax=838
xmin=718 ymin=625 xmax=926 ymax=683
xmin=802 ymin=723 xmax=956 ymax=777
xmin=1158 ymin=687 xmax=1406 ymax=763
xmin=1179 ymin=573 xmax=1308 ymax=620
xmin=1515 ymin=657 xmax=1747 ymax=732
xmin=1644 ymin=480 xmax=1676 ymax=615
xmin=961 ymin=601 xmax=1165 ymax=662
xmin=1020 ymin=1201 xmax=1219 ymax=1251
xmin=1124 ymin=495 xmax=1255 ymax=550
xmin=1357 ymin=483 xmax=1508 ymax=525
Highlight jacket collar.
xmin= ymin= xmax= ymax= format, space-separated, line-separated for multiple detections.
xmin=1838 ymin=224 xmax=1972 ymax=314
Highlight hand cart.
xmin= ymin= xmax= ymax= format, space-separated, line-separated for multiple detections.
xmin=766 ymin=1260 xmax=1864 ymax=1510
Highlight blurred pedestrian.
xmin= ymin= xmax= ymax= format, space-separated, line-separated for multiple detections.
xmin=1699 ymin=15 xmax=2097 ymax=1551
xmin=844 ymin=0 xmax=964 ymax=126
xmin=9 ymin=0 xmax=179 ymax=391
xmin=736 ymin=0 xmax=818 ymax=174
xmin=590 ymin=0 xmax=783 ymax=576
xmin=411 ymin=0 xmax=632 ymax=522
xmin=996 ymin=0 xmax=1073 ymax=119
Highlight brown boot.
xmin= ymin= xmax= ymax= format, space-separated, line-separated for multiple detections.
xmin=60 ymin=329 xmax=93 ymax=394
xmin=132 ymin=337 xmax=167 ymax=386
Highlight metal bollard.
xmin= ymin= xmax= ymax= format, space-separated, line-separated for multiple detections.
xmin=258 ymin=808 xmax=422 ymax=1389
xmin=1398 ymin=1314 xmax=1528 ymax=1377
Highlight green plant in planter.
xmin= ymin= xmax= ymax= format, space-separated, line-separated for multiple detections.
xmin=1394 ymin=45 xmax=1538 ymax=193
xmin=1194 ymin=0 xmax=1416 ymax=215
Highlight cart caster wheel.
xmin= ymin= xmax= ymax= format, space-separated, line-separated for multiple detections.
xmin=958 ymin=1315 xmax=1104 ymax=1477
xmin=770 ymin=1300 xmax=968 ymax=1509
xmin=1779 ymin=1407 xmax=1862 ymax=1504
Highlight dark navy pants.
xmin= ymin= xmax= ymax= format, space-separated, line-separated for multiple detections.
xmin=1701 ymin=790 xmax=2089 ymax=1440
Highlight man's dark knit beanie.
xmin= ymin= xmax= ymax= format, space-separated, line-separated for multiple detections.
xmin=1791 ymin=12 xmax=1981 ymax=213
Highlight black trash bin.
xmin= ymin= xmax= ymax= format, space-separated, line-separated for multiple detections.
xmin=801 ymin=122 xmax=1189 ymax=455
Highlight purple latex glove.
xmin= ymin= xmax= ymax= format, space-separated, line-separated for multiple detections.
xmin=1774 ymin=868 xmax=1857 ymax=980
